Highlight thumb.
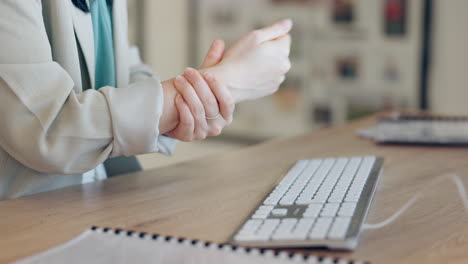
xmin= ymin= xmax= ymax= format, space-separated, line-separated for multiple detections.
xmin=200 ymin=39 xmax=225 ymax=68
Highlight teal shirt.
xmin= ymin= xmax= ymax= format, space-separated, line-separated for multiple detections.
xmin=90 ymin=0 xmax=116 ymax=89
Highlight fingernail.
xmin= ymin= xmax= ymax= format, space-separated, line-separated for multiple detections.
xmin=184 ymin=67 xmax=194 ymax=76
xmin=204 ymin=72 xmax=214 ymax=81
xmin=175 ymin=75 xmax=183 ymax=83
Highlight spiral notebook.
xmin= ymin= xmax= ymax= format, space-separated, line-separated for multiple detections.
xmin=14 ymin=227 xmax=366 ymax=264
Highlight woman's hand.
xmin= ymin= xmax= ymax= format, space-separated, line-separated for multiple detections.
xmin=165 ymin=40 xmax=235 ymax=141
xmin=203 ymin=19 xmax=293 ymax=103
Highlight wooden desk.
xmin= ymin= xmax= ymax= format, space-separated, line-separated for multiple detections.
xmin=1 ymin=116 xmax=468 ymax=264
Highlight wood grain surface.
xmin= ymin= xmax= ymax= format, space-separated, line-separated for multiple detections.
xmin=1 ymin=115 xmax=467 ymax=264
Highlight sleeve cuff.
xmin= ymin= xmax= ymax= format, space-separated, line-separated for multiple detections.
xmin=100 ymin=77 xmax=164 ymax=157
xmin=156 ymin=136 xmax=178 ymax=156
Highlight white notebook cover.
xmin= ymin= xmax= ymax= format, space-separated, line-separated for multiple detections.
xmin=13 ymin=227 xmax=362 ymax=264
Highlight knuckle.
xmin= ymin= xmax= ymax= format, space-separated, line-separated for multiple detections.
xmin=249 ymin=30 xmax=262 ymax=43
xmin=173 ymin=79 xmax=184 ymax=90
xmin=180 ymin=135 xmax=193 ymax=142
xmin=179 ymin=115 xmax=193 ymax=127
xmin=209 ymin=125 xmax=222 ymax=136
xmin=285 ymin=60 xmax=292 ymax=71
xmin=202 ymin=94 xmax=218 ymax=108
xmin=268 ymin=85 xmax=280 ymax=95
xmin=278 ymin=75 xmax=286 ymax=84
xmin=227 ymin=102 xmax=235 ymax=116
xmin=179 ymin=119 xmax=192 ymax=127
xmin=221 ymin=94 xmax=235 ymax=114
xmin=281 ymin=60 xmax=291 ymax=73
xmin=197 ymin=122 xmax=208 ymax=134
xmin=196 ymin=132 xmax=207 ymax=140
xmin=193 ymin=104 xmax=205 ymax=117
xmin=214 ymin=127 xmax=222 ymax=136
xmin=191 ymin=75 xmax=205 ymax=88
xmin=226 ymin=95 xmax=235 ymax=108
xmin=179 ymin=81 xmax=192 ymax=93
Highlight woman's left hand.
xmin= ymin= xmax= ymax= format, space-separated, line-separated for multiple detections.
xmin=165 ymin=40 xmax=235 ymax=141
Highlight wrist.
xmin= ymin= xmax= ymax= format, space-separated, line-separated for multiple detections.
xmin=159 ymin=78 xmax=180 ymax=134
xmin=201 ymin=65 xmax=242 ymax=103
xmin=201 ymin=65 xmax=230 ymax=88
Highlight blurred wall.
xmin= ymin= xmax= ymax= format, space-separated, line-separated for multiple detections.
xmin=430 ymin=0 xmax=468 ymax=114
xmin=135 ymin=0 xmax=468 ymax=115
xmin=141 ymin=0 xmax=189 ymax=80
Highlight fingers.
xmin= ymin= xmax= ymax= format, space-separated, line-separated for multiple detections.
xmin=173 ymin=71 xmax=231 ymax=141
xmin=278 ymin=75 xmax=286 ymax=85
xmin=200 ymin=39 xmax=225 ymax=68
xmin=202 ymin=72 xmax=234 ymax=124
xmin=183 ymin=68 xmax=220 ymax=119
xmin=174 ymin=75 xmax=208 ymax=140
xmin=272 ymin=34 xmax=291 ymax=57
xmin=262 ymin=34 xmax=292 ymax=75
xmin=167 ymin=94 xmax=195 ymax=142
xmin=252 ymin=19 xmax=293 ymax=43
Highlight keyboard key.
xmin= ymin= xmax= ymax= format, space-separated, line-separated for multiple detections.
xmin=252 ymin=214 xmax=268 ymax=219
xmin=257 ymin=219 xmax=280 ymax=234
xmin=263 ymin=196 xmax=281 ymax=205
xmin=338 ymin=202 xmax=357 ymax=217
xmin=309 ymin=217 xmax=333 ymax=239
xmin=309 ymin=197 xmax=327 ymax=203
xmin=245 ymin=219 xmax=280 ymax=241
xmin=241 ymin=219 xmax=263 ymax=231
xmin=320 ymin=203 xmax=340 ymax=217
xmin=292 ymin=218 xmax=315 ymax=239
xmin=279 ymin=196 xmax=296 ymax=205
xmin=272 ymin=218 xmax=316 ymax=240
xmin=252 ymin=206 xmax=272 ymax=219
xmin=271 ymin=208 xmax=288 ymax=216
xmin=278 ymin=160 xmax=309 ymax=187
xmin=253 ymin=205 xmax=274 ymax=218
xmin=272 ymin=218 xmax=298 ymax=240
xmin=328 ymin=217 xmax=352 ymax=239
xmin=303 ymin=204 xmax=323 ymax=218
xmin=258 ymin=205 xmax=274 ymax=212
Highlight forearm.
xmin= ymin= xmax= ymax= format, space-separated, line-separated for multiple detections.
xmin=159 ymin=78 xmax=180 ymax=134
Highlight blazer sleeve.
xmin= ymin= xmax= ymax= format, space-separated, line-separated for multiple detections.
xmin=128 ymin=45 xmax=178 ymax=156
xmin=0 ymin=1 xmax=167 ymax=174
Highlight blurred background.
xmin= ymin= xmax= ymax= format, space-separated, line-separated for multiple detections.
xmin=130 ymin=0 xmax=468 ymax=169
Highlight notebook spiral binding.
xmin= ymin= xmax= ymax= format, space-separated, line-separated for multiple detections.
xmin=90 ymin=226 xmax=369 ymax=264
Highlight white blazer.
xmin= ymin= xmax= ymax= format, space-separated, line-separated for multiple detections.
xmin=0 ymin=0 xmax=176 ymax=199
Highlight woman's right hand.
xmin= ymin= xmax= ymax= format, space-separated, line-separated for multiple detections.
xmin=203 ymin=19 xmax=293 ymax=103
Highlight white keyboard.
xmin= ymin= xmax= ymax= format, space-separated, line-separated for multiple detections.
xmin=229 ymin=156 xmax=383 ymax=250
